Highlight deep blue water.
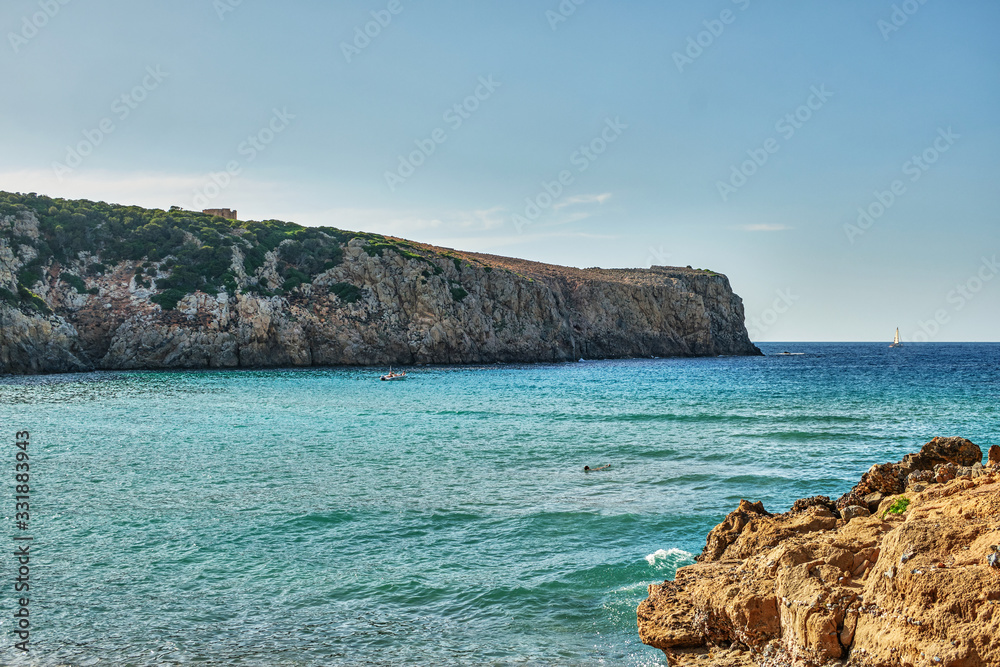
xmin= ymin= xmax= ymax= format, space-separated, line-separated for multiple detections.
xmin=1 ymin=343 xmax=997 ymax=665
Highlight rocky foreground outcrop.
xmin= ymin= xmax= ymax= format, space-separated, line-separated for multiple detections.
xmin=1 ymin=201 xmax=759 ymax=374
xmin=638 ymin=437 xmax=1000 ymax=666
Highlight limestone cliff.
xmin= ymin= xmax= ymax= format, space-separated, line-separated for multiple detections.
xmin=0 ymin=193 xmax=759 ymax=374
xmin=638 ymin=438 xmax=1000 ymax=667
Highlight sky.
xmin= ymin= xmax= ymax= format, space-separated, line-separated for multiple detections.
xmin=1 ymin=0 xmax=997 ymax=342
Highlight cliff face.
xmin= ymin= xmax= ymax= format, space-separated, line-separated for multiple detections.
xmin=0 ymin=199 xmax=759 ymax=374
xmin=638 ymin=438 xmax=1000 ymax=667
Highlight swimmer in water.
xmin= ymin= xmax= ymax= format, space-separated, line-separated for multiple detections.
xmin=584 ymin=464 xmax=611 ymax=472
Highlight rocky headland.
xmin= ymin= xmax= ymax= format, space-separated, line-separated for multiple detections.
xmin=0 ymin=192 xmax=760 ymax=374
xmin=638 ymin=437 xmax=1000 ymax=667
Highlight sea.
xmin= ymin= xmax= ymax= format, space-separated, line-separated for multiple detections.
xmin=1 ymin=342 xmax=997 ymax=666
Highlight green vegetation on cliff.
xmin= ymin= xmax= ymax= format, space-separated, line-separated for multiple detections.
xmin=0 ymin=191 xmax=762 ymax=373
xmin=59 ymin=271 xmax=86 ymax=292
xmin=0 ymin=192 xmax=438 ymax=310
xmin=329 ymin=282 xmax=362 ymax=304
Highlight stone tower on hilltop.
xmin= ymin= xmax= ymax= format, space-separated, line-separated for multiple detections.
xmin=203 ymin=208 xmax=237 ymax=220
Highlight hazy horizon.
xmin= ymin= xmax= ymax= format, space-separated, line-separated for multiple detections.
xmin=2 ymin=1 xmax=997 ymax=342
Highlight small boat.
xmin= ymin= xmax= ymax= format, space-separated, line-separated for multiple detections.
xmin=380 ymin=367 xmax=407 ymax=381
xmin=889 ymin=327 xmax=903 ymax=348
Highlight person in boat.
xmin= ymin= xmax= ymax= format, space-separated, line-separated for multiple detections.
xmin=584 ymin=465 xmax=611 ymax=472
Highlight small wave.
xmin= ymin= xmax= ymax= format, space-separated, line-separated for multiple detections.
xmin=428 ymin=510 xmax=482 ymax=525
xmin=722 ymin=473 xmax=779 ymax=483
xmin=636 ymin=448 xmax=678 ymax=459
xmin=663 ymin=473 xmax=715 ymax=484
xmin=644 ymin=547 xmax=695 ymax=568
xmin=605 ymin=412 xmax=758 ymax=424
xmin=285 ymin=511 xmax=354 ymax=528
xmin=755 ymin=430 xmax=863 ymax=442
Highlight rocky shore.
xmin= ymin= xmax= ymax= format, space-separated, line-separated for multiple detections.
xmin=638 ymin=437 xmax=1000 ymax=666
xmin=1 ymin=199 xmax=760 ymax=374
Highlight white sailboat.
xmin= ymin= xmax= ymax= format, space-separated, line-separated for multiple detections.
xmin=889 ymin=327 xmax=903 ymax=348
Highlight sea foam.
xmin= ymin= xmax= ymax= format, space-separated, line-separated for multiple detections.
xmin=645 ymin=548 xmax=695 ymax=568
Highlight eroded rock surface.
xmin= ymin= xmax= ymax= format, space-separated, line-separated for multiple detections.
xmin=837 ymin=438 xmax=983 ymax=509
xmin=638 ymin=438 xmax=1000 ymax=666
xmin=1 ymin=208 xmax=760 ymax=374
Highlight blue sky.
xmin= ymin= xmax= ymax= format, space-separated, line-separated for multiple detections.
xmin=2 ymin=0 xmax=997 ymax=341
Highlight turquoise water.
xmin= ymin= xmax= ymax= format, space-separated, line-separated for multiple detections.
xmin=1 ymin=343 xmax=997 ymax=665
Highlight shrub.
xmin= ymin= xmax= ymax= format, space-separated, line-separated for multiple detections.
xmin=451 ymin=286 xmax=468 ymax=301
xmin=59 ymin=272 xmax=88 ymax=293
xmin=363 ymin=240 xmax=399 ymax=257
xmin=0 ymin=287 xmax=18 ymax=306
xmin=18 ymin=262 xmax=43 ymax=287
xmin=884 ymin=497 xmax=910 ymax=517
xmin=243 ymin=246 xmax=267 ymax=274
xmin=17 ymin=285 xmax=50 ymax=313
xmin=282 ymin=268 xmax=310 ymax=292
xmin=151 ymin=288 xmax=186 ymax=311
xmin=330 ymin=282 xmax=361 ymax=303
xmin=246 ymin=283 xmax=275 ymax=297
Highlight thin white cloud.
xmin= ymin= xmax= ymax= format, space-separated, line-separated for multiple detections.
xmin=733 ymin=224 xmax=792 ymax=232
xmin=291 ymin=205 xmax=508 ymax=237
xmin=539 ymin=210 xmax=596 ymax=227
xmin=552 ymin=193 xmax=612 ymax=210
xmin=466 ymin=206 xmax=506 ymax=230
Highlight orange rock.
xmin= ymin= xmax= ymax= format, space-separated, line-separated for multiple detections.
xmin=638 ymin=447 xmax=1000 ymax=666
